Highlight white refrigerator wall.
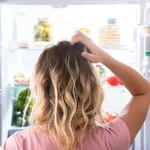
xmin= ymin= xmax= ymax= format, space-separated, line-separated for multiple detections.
xmin=0 ymin=5 xmax=17 ymax=144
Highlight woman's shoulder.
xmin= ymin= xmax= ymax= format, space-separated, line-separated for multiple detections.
xmin=0 ymin=127 xmax=44 ymax=150
xmin=90 ymin=117 xmax=131 ymax=150
xmin=0 ymin=130 xmax=27 ymax=150
xmin=13 ymin=128 xmax=28 ymax=138
xmin=11 ymin=127 xmax=33 ymax=140
xmin=13 ymin=126 xmax=45 ymax=140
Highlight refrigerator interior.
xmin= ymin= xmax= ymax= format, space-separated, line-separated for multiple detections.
xmin=1 ymin=4 xmax=139 ymax=146
xmin=134 ymin=2 xmax=150 ymax=150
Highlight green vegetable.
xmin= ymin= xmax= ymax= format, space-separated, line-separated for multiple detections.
xmin=13 ymin=88 xmax=35 ymax=126
xmin=14 ymin=72 xmax=25 ymax=78
xmin=14 ymin=88 xmax=31 ymax=112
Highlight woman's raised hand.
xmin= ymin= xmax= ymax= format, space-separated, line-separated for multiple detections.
xmin=71 ymin=31 xmax=107 ymax=63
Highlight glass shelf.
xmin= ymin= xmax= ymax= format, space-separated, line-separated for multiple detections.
xmin=9 ymin=125 xmax=28 ymax=130
xmin=10 ymin=82 xmax=126 ymax=90
xmin=13 ymin=82 xmax=30 ymax=87
xmin=7 ymin=48 xmax=44 ymax=52
xmin=8 ymin=126 xmax=29 ymax=137
xmin=6 ymin=47 xmax=134 ymax=52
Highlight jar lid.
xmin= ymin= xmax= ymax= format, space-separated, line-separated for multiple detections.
xmin=107 ymin=18 xmax=117 ymax=24
xmin=145 ymin=51 xmax=150 ymax=56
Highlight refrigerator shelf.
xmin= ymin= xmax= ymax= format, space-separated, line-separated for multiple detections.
xmin=13 ymin=82 xmax=30 ymax=87
xmin=6 ymin=47 xmax=134 ymax=52
xmin=8 ymin=126 xmax=29 ymax=138
xmin=10 ymin=83 xmax=127 ymax=90
xmin=9 ymin=125 xmax=29 ymax=130
xmin=105 ymin=85 xmax=126 ymax=89
xmin=7 ymin=48 xmax=44 ymax=52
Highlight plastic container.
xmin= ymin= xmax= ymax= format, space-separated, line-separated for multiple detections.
xmin=142 ymin=51 xmax=150 ymax=81
xmin=99 ymin=18 xmax=120 ymax=47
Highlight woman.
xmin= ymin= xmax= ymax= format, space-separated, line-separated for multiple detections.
xmin=1 ymin=31 xmax=150 ymax=150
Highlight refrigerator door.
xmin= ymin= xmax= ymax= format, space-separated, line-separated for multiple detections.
xmin=134 ymin=2 xmax=150 ymax=150
xmin=0 ymin=92 xmax=2 ymax=145
xmin=0 ymin=5 xmax=2 ymax=145
xmin=0 ymin=89 xmax=4 ymax=145
xmin=143 ymin=2 xmax=150 ymax=150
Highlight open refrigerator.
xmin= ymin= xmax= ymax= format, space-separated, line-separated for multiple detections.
xmin=0 ymin=0 xmax=150 ymax=150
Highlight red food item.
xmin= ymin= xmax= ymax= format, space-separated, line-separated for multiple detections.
xmin=110 ymin=113 xmax=119 ymax=120
xmin=107 ymin=76 xmax=120 ymax=86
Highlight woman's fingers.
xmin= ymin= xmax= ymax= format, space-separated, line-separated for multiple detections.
xmin=81 ymin=52 xmax=93 ymax=61
xmin=81 ymin=52 xmax=100 ymax=63
xmin=71 ymin=35 xmax=82 ymax=45
xmin=71 ymin=32 xmax=105 ymax=63
xmin=71 ymin=31 xmax=82 ymax=44
xmin=71 ymin=31 xmax=100 ymax=55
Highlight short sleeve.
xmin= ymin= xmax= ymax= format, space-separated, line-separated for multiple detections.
xmin=0 ymin=132 xmax=25 ymax=150
xmin=103 ymin=117 xmax=131 ymax=150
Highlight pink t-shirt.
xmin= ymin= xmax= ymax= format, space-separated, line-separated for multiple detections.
xmin=0 ymin=118 xmax=131 ymax=150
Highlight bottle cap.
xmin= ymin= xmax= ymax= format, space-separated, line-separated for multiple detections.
xmin=145 ymin=51 xmax=150 ymax=56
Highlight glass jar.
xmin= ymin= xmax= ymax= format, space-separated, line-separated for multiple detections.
xmin=34 ymin=18 xmax=52 ymax=42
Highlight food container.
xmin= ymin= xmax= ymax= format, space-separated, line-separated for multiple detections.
xmin=99 ymin=18 xmax=120 ymax=47
xmin=34 ymin=18 xmax=52 ymax=42
xmin=76 ymin=28 xmax=90 ymax=33
xmin=17 ymin=41 xmax=29 ymax=48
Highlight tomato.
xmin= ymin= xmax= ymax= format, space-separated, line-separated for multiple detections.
xmin=107 ymin=76 xmax=124 ymax=86
xmin=107 ymin=76 xmax=120 ymax=86
xmin=109 ymin=114 xmax=118 ymax=120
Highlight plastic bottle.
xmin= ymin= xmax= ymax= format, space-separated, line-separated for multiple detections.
xmin=142 ymin=51 xmax=150 ymax=81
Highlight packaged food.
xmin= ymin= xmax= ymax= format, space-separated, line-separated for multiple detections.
xmin=99 ymin=18 xmax=120 ymax=47
xmin=77 ymin=28 xmax=90 ymax=33
xmin=14 ymin=73 xmax=30 ymax=84
xmin=34 ymin=18 xmax=52 ymax=42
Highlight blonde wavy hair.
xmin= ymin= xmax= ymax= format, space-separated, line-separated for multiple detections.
xmin=30 ymin=41 xmax=104 ymax=150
